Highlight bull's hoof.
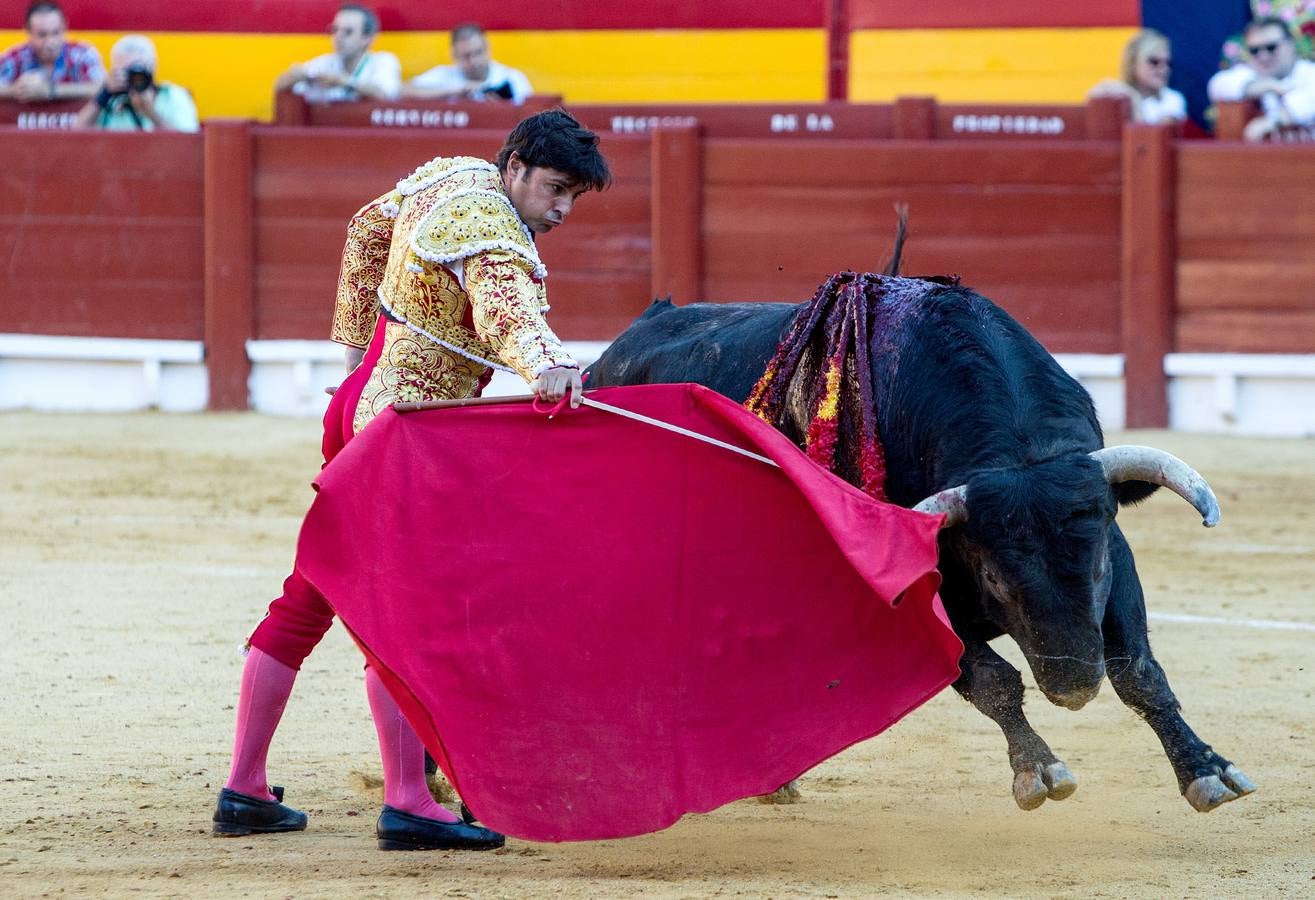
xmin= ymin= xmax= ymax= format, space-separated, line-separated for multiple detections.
xmin=1042 ymin=762 xmax=1078 ymax=801
xmin=756 ymin=780 xmax=802 ymax=804
xmin=1184 ymin=765 xmax=1255 ymax=812
xmin=1013 ymin=763 xmax=1077 ymax=810
xmin=1012 ymin=770 xmax=1047 ymax=810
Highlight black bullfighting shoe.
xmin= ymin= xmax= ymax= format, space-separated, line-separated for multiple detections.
xmin=375 ymin=805 xmax=505 ymax=851
xmin=212 ymin=786 xmax=308 ymax=836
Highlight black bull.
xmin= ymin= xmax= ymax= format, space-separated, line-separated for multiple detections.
xmin=586 ymin=277 xmax=1255 ymax=812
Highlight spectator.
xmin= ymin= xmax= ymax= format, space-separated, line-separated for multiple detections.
xmin=0 ymin=1 xmax=103 ymax=103
xmin=74 ymin=35 xmax=198 ymax=132
xmin=275 ymin=4 xmax=400 ymax=104
xmin=1208 ymin=15 xmax=1315 ymax=140
xmin=1089 ymin=29 xmax=1187 ymax=124
xmin=404 ymin=23 xmax=533 ymax=104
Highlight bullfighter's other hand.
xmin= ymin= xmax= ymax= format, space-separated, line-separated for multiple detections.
xmin=534 ymin=365 xmax=583 ymax=408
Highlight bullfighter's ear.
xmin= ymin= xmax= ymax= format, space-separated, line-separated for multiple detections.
xmin=1112 ymin=481 xmax=1160 ymax=507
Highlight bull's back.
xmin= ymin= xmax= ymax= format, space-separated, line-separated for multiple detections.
xmin=586 ymin=300 xmax=800 ymax=403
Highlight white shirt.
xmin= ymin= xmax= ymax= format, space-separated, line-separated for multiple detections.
xmin=1207 ymin=58 xmax=1315 ymax=124
xmin=410 ymin=59 xmax=533 ymax=104
xmin=293 ymin=50 xmax=401 ymax=104
xmin=1137 ymin=88 xmax=1187 ymax=125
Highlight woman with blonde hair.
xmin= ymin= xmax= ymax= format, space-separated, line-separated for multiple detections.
xmin=1089 ymin=29 xmax=1187 ymax=124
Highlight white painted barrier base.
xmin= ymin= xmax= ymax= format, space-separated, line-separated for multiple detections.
xmin=2 ymin=335 xmax=1313 ymax=438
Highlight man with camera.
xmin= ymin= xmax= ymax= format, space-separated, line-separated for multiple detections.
xmin=74 ymin=34 xmax=197 ymax=132
xmin=404 ymin=22 xmax=533 ymax=104
xmin=0 ymin=2 xmax=103 ymax=103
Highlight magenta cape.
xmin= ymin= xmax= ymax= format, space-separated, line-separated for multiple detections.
xmin=296 ymin=383 xmax=962 ymax=842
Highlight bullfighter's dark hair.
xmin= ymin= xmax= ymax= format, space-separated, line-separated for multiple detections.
xmin=497 ymin=110 xmax=612 ymax=192
xmin=338 ymin=3 xmax=380 ymax=36
xmin=25 ymin=1 xmax=63 ymax=27
xmin=450 ymin=22 xmax=485 ymax=44
xmin=1245 ymin=15 xmax=1294 ymax=41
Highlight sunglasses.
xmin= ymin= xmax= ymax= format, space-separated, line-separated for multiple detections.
xmin=1247 ymin=41 xmax=1283 ymax=55
xmin=1144 ymin=56 xmax=1171 ymax=67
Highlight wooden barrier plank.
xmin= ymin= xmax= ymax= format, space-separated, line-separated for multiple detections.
xmin=204 ymin=120 xmax=255 ymax=410
xmin=704 ymin=141 xmax=1122 ymax=188
xmin=1121 ymin=124 xmax=1175 ymax=428
xmin=1177 ymin=311 xmax=1315 ymax=353
xmin=703 ymin=187 xmax=1119 ymax=239
xmin=0 ymin=129 xmax=204 ymax=340
xmin=650 ymin=125 xmax=702 ymax=303
xmin=1177 ymin=261 xmax=1315 ymax=311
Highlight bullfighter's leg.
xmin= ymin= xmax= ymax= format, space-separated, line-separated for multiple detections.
xmin=1101 ymin=528 xmax=1255 ymax=812
xmin=954 ymin=638 xmax=1078 ymax=810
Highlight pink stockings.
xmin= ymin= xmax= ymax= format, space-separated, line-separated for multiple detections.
xmin=365 ymin=667 xmax=459 ymax=822
xmin=224 ymin=647 xmax=296 ymax=801
xmin=224 ymin=647 xmax=456 ymax=823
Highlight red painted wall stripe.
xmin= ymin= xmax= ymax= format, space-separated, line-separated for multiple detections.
xmin=4 ymin=1 xmax=825 ymax=33
xmin=845 ymin=0 xmax=1140 ymax=30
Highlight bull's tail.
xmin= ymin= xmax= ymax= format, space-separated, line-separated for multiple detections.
xmin=883 ymin=203 xmax=909 ymax=277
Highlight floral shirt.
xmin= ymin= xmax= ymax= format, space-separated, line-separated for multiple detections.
xmin=0 ymin=40 xmax=104 ymax=85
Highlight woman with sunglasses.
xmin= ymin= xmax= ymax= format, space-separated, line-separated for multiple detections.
xmin=1208 ymin=16 xmax=1315 ymax=140
xmin=1089 ymin=29 xmax=1186 ymax=124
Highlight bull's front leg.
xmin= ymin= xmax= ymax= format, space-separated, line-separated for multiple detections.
xmin=954 ymin=638 xmax=1078 ymax=810
xmin=1102 ymin=527 xmax=1255 ymax=811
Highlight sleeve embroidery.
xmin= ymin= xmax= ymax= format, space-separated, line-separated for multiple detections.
xmin=465 ymin=250 xmax=576 ymax=381
xmin=329 ymin=193 xmax=397 ymax=348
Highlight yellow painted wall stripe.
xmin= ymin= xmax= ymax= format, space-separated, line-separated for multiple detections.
xmin=849 ymin=27 xmax=1138 ymax=102
xmin=2 ymin=29 xmax=826 ymax=120
xmin=3 ymin=26 xmax=1136 ymax=118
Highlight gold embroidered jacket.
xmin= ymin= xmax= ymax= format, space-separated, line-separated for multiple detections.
xmin=329 ymin=156 xmax=576 ymax=432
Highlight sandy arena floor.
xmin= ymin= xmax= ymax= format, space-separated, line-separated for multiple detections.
xmin=0 ymin=411 xmax=1311 ymax=898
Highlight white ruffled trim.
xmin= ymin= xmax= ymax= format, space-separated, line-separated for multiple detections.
xmin=408 ymin=187 xmax=547 ymax=280
xmin=404 ymin=261 xmax=423 ymax=273
xmin=379 ymin=200 xmax=400 ymax=218
xmin=531 ymin=359 xmax=579 ymax=379
xmin=376 ymin=288 xmax=515 ymax=375
xmin=395 ymin=157 xmax=498 ymax=197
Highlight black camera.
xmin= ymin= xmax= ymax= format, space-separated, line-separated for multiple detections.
xmin=482 ymin=82 xmax=514 ymax=100
xmin=125 ymin=63 xmax=155 ymax=93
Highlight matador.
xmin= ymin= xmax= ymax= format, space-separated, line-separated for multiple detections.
xmin=212 ymin=110 xmax=611 ymax=851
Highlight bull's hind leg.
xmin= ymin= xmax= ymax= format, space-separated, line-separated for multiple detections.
xmin=955 ymin=639 xmax=1078 ymax=810
xmin=1102 ymin=529 xmax=1255 ymax=811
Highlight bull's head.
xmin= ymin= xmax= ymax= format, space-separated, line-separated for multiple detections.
xmin=914 ymin=446 xmax=1219 ymax=711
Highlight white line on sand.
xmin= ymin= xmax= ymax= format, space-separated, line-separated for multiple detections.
xmin=1149 ymin=611 xmax=1315 ymax=633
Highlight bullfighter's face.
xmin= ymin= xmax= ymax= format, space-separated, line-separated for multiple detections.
xmin=502 ymin=154 xmax=588 ymax=234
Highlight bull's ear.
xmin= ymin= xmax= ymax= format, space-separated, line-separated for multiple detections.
xmin=1113 ymin=481 xmax=1160 ymax=506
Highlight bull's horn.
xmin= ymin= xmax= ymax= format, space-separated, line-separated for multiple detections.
xmin=913 ymin=485 xmax=969 ymax=528
xmin=1090 ymin=445 xmax=1221 ymax=527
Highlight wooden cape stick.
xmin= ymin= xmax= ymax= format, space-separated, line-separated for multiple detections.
xmin=392 ymin=392 xmax=779 ymax=468
xmin=393 ymin=393 xmax=538 ymax=412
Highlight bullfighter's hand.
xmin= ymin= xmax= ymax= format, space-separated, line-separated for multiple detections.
xmin=534 ymin=365 xmax=583 ymax=408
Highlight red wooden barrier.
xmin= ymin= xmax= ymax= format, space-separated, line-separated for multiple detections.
xmin=699 ymin=139 xmax=1124 ymax=354
xmin=0 ymin=128 xmax=204 ymax=340
xmin=5 ymin=119 xmax=1315 ymax=422
xmin=1175 ymin=142 xmax=1315 ymax=353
